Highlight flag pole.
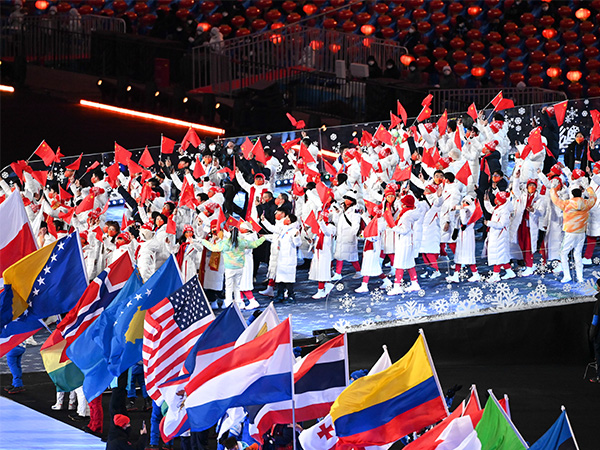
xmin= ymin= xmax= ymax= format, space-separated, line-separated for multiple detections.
xmin=561 ymin=406 xmax=580 ymax=450
xmin=343 ymin=333 xmax=350 ymax=387
xmin=503 ymin=393 xmax=511 ymax=419
xmin=38 ymin=318 xmax=52 ymax=333
xmin=488 ymin=390 xmax=529 ymax=448
xmin=27 ymin=140 xmax=46 ymax=162
xmin=419 ymin=329 xmax=449 ymax=416
xmin=289 ymin=314 xmax=297 ymax=450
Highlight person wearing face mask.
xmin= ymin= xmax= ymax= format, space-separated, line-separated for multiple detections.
xmin=419 ymin=184 xmax=444 ymax=279
xmin=331 ymin=191 xmax=363 ymax=281
xmin=511 ymin=178 xmax=544 ymax=277
xmin=564 ymin=132 xmax=589 ymax=172
xmin=484 ymin=191 xmax=516 ymax=283
xmin=309 ymin=210 xmax=337 ymax=298
xmin=274 ymin=214 xmax=302 ymax=303
xmin=383 ymin=59 xmax=401 ymax=79
xmin=438 ymin=65 xmax=458 ymax=89
xmin=259 ymin=207 xmax=288 ymax=297
xmin=405 ymin=61 xmax=423 ymax=85
xmin=537 ymin=167 xmax=566 ymax=269
xmin=366 ymin=55 xmax=382 ymax=78
xmin=446 ymin=195 xmax=480 ymax=283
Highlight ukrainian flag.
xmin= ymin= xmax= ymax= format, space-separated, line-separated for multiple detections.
xmin=330 ymin=333 xmax=448 ymax=446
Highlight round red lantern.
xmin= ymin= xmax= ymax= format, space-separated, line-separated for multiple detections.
xmin=381 ymin=27 xmax=396 ymax=38
xmin=510 ymin=73 xmax=525 ymax=85
xmin=567 ymin=70 xmax=582 ymax=82
xmin=546 ymin=67 xmax=561 ymax=78
xmin=588 ymin=86 xmax=600 ymax=97
xmin=503 ymin=22 xmax=519 ymax=35
xmin=452 ymin=50 xmax=468 ymax=61
xmin=487 ymin=8 xmax=502 ymax=20
xmin=413 ymin=44 xmax=428 ymax=56
xmin=433 ymin=47 xmax=448 ymax=59
xmin=417 ymin=22 xmax=432 ymax=33
xmin=236 ymin=28 xmax=251 ymax=37
xmin=575 ymin=8 xmax=591 ymax=20
xmin=525 ymin=38 xmax=540 ymax=50
xmin=528 ymin=64 xmax=544 ymax=75
xmin=286 ymin=12 xmax=302 ymax=23
xmin=416 ymin=56 xmax=431 ymax=69
xmin=453 ymin=63 xmax=469 ymax=76
xmin=471 ymin=53 xmax=487 ymax=65
xmin=251 ymin=19 xmax=267 ymax=30
xmin=341 ymin=21 xmax=357 ymax=32
xmin=355 ymin=12 xmax=371 ymax=25
xmin=506 ymin=47 xmax=522 ymax=59
xmin=400 ymin=55 xmax=415 ymax=66
xmin=361 ymin=24 xmax=375 ymax=35
xmin=412 ymin=9 xmax=428 ymax=21
xmin=586 ymin=59 xmax=600 ymax=72
xmin=466 ymin=29 xmax=482 ymax=41
xmin=450 ymin=38 xmax=465 ymax=50
xmin=558 ymin=6 xmax=572 ymax=17
xmin=529 ymin=76 xmax=544 ymax=87
xmin=391 ymin=6 xmax=406 ymax=18
xmin=542 ymin=28 xmax=557 ymax=39
xmin=530 ymin=50 xmax=546 ymax=62
xmin=545 ymin=40 xmax=560 ymax=53
xmin=431 ymin=12 xmax=446 ymax=24
xmin=231 ymin=16 xmax=246 ymax=28
xmin=329 ymin=43 xmax=341 ymax=53
xmin=265 ymin=9 xmax=281 ymax=21
xmin=323 ymin=18 xmax=337 ymax=29
xmin=468 ymin=6 xmax=482 ymax=16
xmin=559 ymin=18 xmax=575 ymax=29
xmin=303 ymin=3 xmax=317 ymax=15
xmin=449 ymin=3 xmax=464 ymax=15
xmin=471 ymin=67 xmax=486 ymax=77
xmin=219 ymin=24 xmax=232 ymax=37
xmin=79 ymin=5 xmax=94 ymax=15
xmin=563 ymin=44 xmax=580 ymax=55
xmin=374 ymin=3 xmax=389 ymax=14
xmin=377 ymin=15 xmax=392 ymax=27
xmin=490 ymin=70 xmax=505 ymax=82
xmin=435 ymin=24 xmax=450 ymax=36
xmin=397 ymin=18 xmax=412 ymax=29
xmin=245 ymin=6 xmax=261 ymax=19
xmin=582 ymin=34 xmax=598 ymax=46
xmin=546 ymin=53 xmax=562 ymax=65
xmin=490 ymin=57 xmax=505 ymax=68
xmin=282 ymin=1 xmax=296 ymax=13
xmin=337 ymin=10 xmax=353 ymax=21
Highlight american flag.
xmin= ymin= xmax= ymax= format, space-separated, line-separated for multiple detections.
xmin=143 ymin=276 xmax=214 ymax=402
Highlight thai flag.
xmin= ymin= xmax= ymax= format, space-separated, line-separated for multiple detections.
xmin=247 ymin=334 xmax=348 ymax=443
xmin=184 ymin=318 xmax=294 ymax=433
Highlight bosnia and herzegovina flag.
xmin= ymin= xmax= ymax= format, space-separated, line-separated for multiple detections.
xmin=329 ymin=332 xmax=448 ymax=447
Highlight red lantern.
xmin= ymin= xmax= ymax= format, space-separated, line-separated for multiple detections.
xmin=124 ymin=11 xmax=138 ymax=21
xmin=377 ymin=15 xmax=392 ymax=27
xmin=545 ymin=40 xmax=560 ymax=53
xmin=587 ymin=73 xmax=600 ymax=85
xmin=490 ymin=69 xmax=505 ymax=82
xmin=558 ymin=6 xmax=572 ymax=17
xmin=575 ymin=8 xmax=591 ymax=20
xmin=508 ymin=60 xmax=524 ymax=72
xmin=79 ymin=4 xmax=94 ymax=15
xmin=546 ymin=53 xmax=562 ymax=65
xmin=236 ymin=28 xmax=251 ymax=37
xmin=112 ymin=1 xmax=127 ymax=12
xmin=582 ymin=34 xmax=597 ymax=46
xmin=567 ymin=71 xmax=582 ymax=82
xmin=453 ymin=63 xmax=469 ymax=76
xmin=530 ymin=50 xmax=546 ymax=62
xmin=562 ymin=31 xmax=578 ymax=43
xmin=563 ymin=44 xmax=580 ymax=55
xmin=282 ymin=1 xmax=297 ymax=13
xmin=140 ymin=14 xmax=157 ymax=26
xmin=413 ymin=44 xmax=428 ymax=56
xmin=374 ymin=3 xmax=389 ymax=14
xmin=208 ymin=13 xmax=223 ymax=26
xmin=341 ymin=21 xmax=357 ymax=32
xmin=35 ymin=1 xmax=49 ymax=10
xmin=245 ymin=6 xmax=261 ymax=19
xmin=528 ymin=64 xmax=544 ymax=75
xmin=201 ymin=1 xmax=216 ymax=13
xmin=197 ymin=22 xmax=211 ymax=32
xmin=520 ymin=13 xmax=535 ymax=24
xmin=581 ymin=21 xmax=595 ymax=33
xmin=452 ymin=50 xmax=468 ymax=61
xmin=469 ymin=41 xmax=485 ymax=53
xmin=231 ymin=16 xmax=246 ymax=28
xmin=400 ymin=55 xmax=415 ymax=66
xmin=330 ymin=0 xmax=345 ymax=7
xmin=303 ymin=3 xmax=317 ymax=15
xmin=362 ymin=37 xmax=374 ymax=48
xmin=355 ymin=12 xmax=371 ymax=25
xmin=449 ymin=3 xmax=464 ymax=15
xmin=503 ymin=22 xmax=519 ymax=35
xmin=510 ymin=73 xmax=525 ymax=85
xmin=525 ymin=38 xmax=540 ymax=50
xmin=179 ymin=0 xmax=194 ymax=8
xmin=586 ymin=59 xmax=600 ymax=72
xmin=381 ymin=27 xmax=396 ymax=39
xmin=219 ymin=24 xmax=232 ymax=37
xmin=539 ymin=16 xmax=555 ymax=27
xmin=468 ymin=6 xmax=482 ymax=16
xmin=548 ymin=79 xmax=564 ymax=90
xmin=361 ymin=24 xmax=375 ymax=35
xmin=435 ymin=24 xmax=450 ymax=36
xmin=397 ymin=18 xmax=412 ymax=29
xmin=391 ymin=6 xmax=406 ymax=18
xmin=251 ymin=19 xmax=267 ymax=30
xmin=546 ymin=67 xmax=561 ymax=78
xmin=505 ymin=35 xmax=520 ymax=47
xmin=528 ymin=76 xmax=544 ymax=87
xmin=542 ymin=28 xmax=557 ymax=39
xmin=431 ymin=12 xmax=446 ymax=24
xmin=471 ymin=53 xmax=487 ymax=65
xmin=416 ymin=56 xmax=431 ymax=69
xmin=329 ymin=43 xmax=341 ymax=53
xmin=434 ymin=60 xmax=450 ymax=72
xmin=585 ymin=47 xmax=600 ymax=58
xmin=271 ymin=22 xmax=284 ymax=30
xmin=566 ymin=56 xmax=581 ymax=68
xmin=433 ymin=47 xmax=448 ymax=59
xmin=323 ymin=18 xmax=337 ymax=29
xmin=309 ymin=40 xmax=324 ymax=51
xmin=265 ymin=9 xmax=282 ymax=21
xmin=286 ymin=13 xmax=301 ymax=23
xmin=337 ymin=10 xmax=353 ymax=21
xmin=521 ymin=25 xmax=537 ymax=37
xmin=490 ymin=57 xmax=505 ymax=68
xmin=417 ymin=22 xmax=431 ymax=33
xmin=506 ymin=47 xmax=522 ymax=59
xmin=588 ymin=86 xmax=600 ymax=97
xmin=270 ymin=34 xmax=283 ymax=45
xmin=466 ymin=29 xmax=482 ymax=41
xmin=430 ymin=0 xmax=445 ymax=11
xmin=487 ymin=9 xmax=502 ymax=20
xmin=559 ymin=18 xmax=575 ymax=29
xmin=471 ymin=67 xmax=486 ymax=77
xmin=412 ymin=9 xmax=428 ymax=21
xmin=567 ymin=83 xmax=584 ymax=97
xmin=489 ymin=44 xmax=505 ymax=56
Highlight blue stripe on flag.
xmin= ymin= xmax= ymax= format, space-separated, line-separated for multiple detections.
xmin=295 ymin=360 xmax=346 ymax=394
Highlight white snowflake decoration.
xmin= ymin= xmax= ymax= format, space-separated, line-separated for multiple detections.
xmin=431 ymin=298 xmax=450 ymax=314
xmin=1 ymin=172 xmax=7 ymax=179
xmin=365 ymin=307 xmax=372 ymax=313
xmin=395 ymin=300 xmax=428 ymax=320
xmin=581 ymin=110 xmax=588 ymax=117
xmin=562 ymin=283 xmax=572 ymax=293
xmin=515 ymin=126 xmax=522 ymax=132
xmin=339 ymin=293 xmax=356 ymax=312
xmin=456 ymin=299 xmax=479 ymax=314
xmin=330 ymin=133 xmax=337 ymax=141
xmin=335 ymin=283 xmax=344 ymax=291
xmin=418 ymin=289 xmax=426 ymax=297
xmin=266 ymin=134 xmax=272 ymax=140
xmin=514 ymin=117 xmax=522 ymax=125
xmin=518 ymin=107 xmax=526 ymax=115
xmin=594 ymin=257 xmax=600 ymax=265
xmin=370 ymin=288 xmax=384 ymax=305
xmin=333 ymin=319 xmax=351 ymax=332
xmin=564 ymin=107 xmax=577 ymax=124
xmin=467 ymin=287 xmax=483 ymax=303
xmin=361 ymin=318 xmax=375 ymax=328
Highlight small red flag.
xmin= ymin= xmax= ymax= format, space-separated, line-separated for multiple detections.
xmin=397 ymin=100 xmax=408 ymax=126
xmin=66 ymin=154 xmax=82 ymax=171
xmin=127 ymin=159 xmax=143 ymax=176
xmin=304 ymin=210 xmax=320 ymax=234
xmin=105 ymin=162 xmax=120 ymax=188
xmin=225 ymin=215 xmax=239 ymax=230
xmin=252 ymin=138 xmax=267 ymax=165
xmin=75 ymin=193 xmax=95 ymax=214
xmin=92 ymin=226 xmax=103 ymax=241
xmin=437 ymin=110 xmax=448 ymax=135
xmin=454 ymin=129 xmax=462 ymax=150
xmin=553 ymin=100 xmax=568 ymax=127
xmin=193 ymin=156 xmax=206 ymax=179
xmin=591 ymin=110 xmax=600 ymax=143
xmin=246 ymin=217 xmax=262 ymax=233
xmin=85 ymin=161 xmax=100 ymax=173
xmin=323 ymin=159 xmax=336 ymax=177
xmin=360 ymin=158 xmax=373 ymax=180
xmin=496 ymin=98 xmax=514 ymax=111
xmin=416 ymin=107 xmax=432 ymax=122
xmin=421 ymin=94 xmax=433 ymax=107
xmin=179 ymin=179 xmax=199 ymax=209
xmin=529 ymin=127 xmax=543 ymax=154
xmin=390 ymin=112 xmax=402 ymax=129
xmin=286 ymin=112 xmax=306 ymax=130
xmin=292 ymin=182 xmax=305 ymax=197
xmin=35 ymin=140 xmax=56 ymax=166
xmin=121 ymin=213 xmax=128 ymax=231
xmin=114 ymin=143 xmax=131 ymax=165
xmin=467 ymin=103 xmax=478 ymax=121
xmin=218 ymin=166 xmax=235 ymax=181
xmin=46 ymin=216 xmax=58 ymax=239
xmin=374 ymin=124 xmax=393 ymax=145
xmin=58 ymin=207 xmax=75 ymax=225
xmin=490 ymin=91 xmax=503 ymax=108
xmin=241 ymin=137 xmax=253 ymax=159
xmin=299 ymin=141 xmax=316 ymax=164
xmin=181 ymin=128 xmax=201 ymax=151
xmin=161 ymin=135 xmax=176 ymax=154
xmin=139 ymin=146 xmax=155 ymax=168
xmin=383 ymin=209 xmax=395 ymax=228
xmin=31 ymin=170 xmax=48 ymax=188
xmin=364 ymin=199 xmax=378 ymax=216
xmin=281 ymin=138 xmax=301 ymax=152
xmin=363 ymin=217 xmax=378 ymax=238
xmin=421 ymin=147 xmax=440 ymax=168
xmin=10 ymin=160 xmax=28 ymax=183
xmin=166 ymin=215 xmax=177 ymax=235
xmin=59 ymin=185 xmax=73 ymax=201
xmin=315 ymin=181 xmax=331 ymax=205
xmin=467 ymin=199 xmax=483 ymax=225
xmin=392 ymin=164 xmax=411 ymax=182
xmin=216 ymin=206 xmax=226 ymax=232
xmin=54 ymin=147 xmax=64 ymax=163
xmin=361 ymin=130 xmax=373 ymax=147
xmin=455 ymin=161 xmax=472 ymax=185
xmin=305 ymin=166 xmax=321 ymax=180
xmin=140 ymin=169 xmax=152 ymax=184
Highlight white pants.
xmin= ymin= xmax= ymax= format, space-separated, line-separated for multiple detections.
xmin=224 ymin=268 xmax=243 ymax=306
xmin=55 ymin=390 xmax=77 ymax=407
xmin=561 ymin=232 xmax=585 ymax=280
xmin=74 ymin=386 xmax=89 ymax=416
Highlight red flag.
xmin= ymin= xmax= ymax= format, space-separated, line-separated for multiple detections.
xmin=166 ymin=215 xmax=177 ymax=235
xmin=75 ymin=193 xmax=95 ymax=214
xmin=246 ymin=217 xmax=262 ymax=233
xmin=218 ymin=166 xmax=235 ymax=181
xmin=495 ymin=98 xmax=514 ymax=111
xmin=241 ymin=137 xmax=253 ymax=159
xmin=360 ymin=158 xmax=373 ymax=180
xmin=10 ymin=160 xmax=28 ymax=183
xmin=292 ymin=182 xmax=305 ymax=197
xmin=374 ymin=124 xmax=393 ymax=145
xmin=281 ymin=138 xmax=301 ymax=152
xmin=121 ymin=213 xmax=128 ymax=231
xmin=58 ymin=207 xmax=75 ymax=225
xmin=141 ymin=169 xmax=152 ymax=184
xmin=178 ymin=179 xmax=199 ymax=209
xmin=105 ymin=162 xmax=120 ymax=188
xmin=363 ymin=217 xmax=378 ymax=238
xmin=181 ymin=128 xmax=201 ymax=151
xmin=252 ymin=138 xmax=267 ymax=164
xmin=397 ymin=100 xmax=408 ymax=126
xmin=161 ymin=135 xmax=176 ymax=154
xmin=225 ymin=215 xmax=239 ymax=230
xmin=54 ymin=147 xmax=64 ymax=163
xmin=454 ymin=129 xmax=462 ymax=150
xmin=553 ymin=100 xmax=568 ymax=127
xmin=416 ymin=106 xmax=432 ymax=122
xmin=455 ymin=161 xmax=472 ymax=185
xmin=421 ymin=94 xmax=433 ymax=107
xmin=364 ymin=199 xmax=378 ymax=216
xmin=66 ymin=154 xmax=82 ymax=171
xmin=490 ymin=91 xmax=503 ymax=108
xmin=31 ymin=170 xmax=48 ymax=188
xmin=114 ymin=143 xmax=131 ymax=165
xmin=323 ymin=159 xmax=336 ymax=177
xmin=390 ymin=112 xmax=402 ymax=129
xmin=591 ymin=110 xmax=600 ymax=143
xmin=92 ymin=226 xmax=103 ymax=241
xmin=467 ymin=103 xmax=478 ymax=121
xmin=127 ymin=159 xmax=143 ymax=176
xmin=286 ymin=112 xmax=306 ymax=130
xmin=86 ymin=161 xmax=100 ymax=173
xmin=421 ymin=147 xmax=440 ymax=168
xmin=299 ymin=141 xmax=316 ymax=164
xmin=35 ymin=140 xmax=56 ymax=166
xmin=193 ymin=156 xmax=206 ymax=179
xmin=361 ymin=130 xmax=373 ymax=147
xmin=139 ymin=146 xmax=155 ymax=168
xmin=392 ymin=164 xmax=411 ymax=181
xmin=305 ymin=165 xmax=321 ymax=180
xmin=467 ymin=199 xmax=483 ymax=225
xmin=529 ymin=127 xmax=543 ymax=154
xmin=216 ymin=206 xmax=226 ymax=232
xmin=304 ymin=210 xmax=320 ymax=234
xmin=316 ymin=182 xmax=330 ymax=205
xmin=46 ymin=216 xmax=58 ymax=239
xmin=383 ymin=209 xmax=395 ymax=228
xmin=59 ymin=185 xmax=73 ymax=202
xmin=437 ymin=110 xmax=448 ymax=135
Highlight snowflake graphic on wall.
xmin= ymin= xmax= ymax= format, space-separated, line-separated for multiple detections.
xmin=333 ymin=319 xmax=351 ymax=332
xmin=456 ymin=299 xmax=479 ymax=314
xmin=431 ymin=298 xmax=450 ymax=315
xmin=370 ymin=288 xmax=385 ymax=305
xmin=335 ymin=283 xmax=345 ymax=291
xmin=395 ymin=300 xmax=428 ymax=320
xmin=339 ymin=293 xmax=356 ymax=312
xmin=518 ymin=107 xmax=526 ymax=115
xmin=564 ymin=107 xmax=578 ymax=124
xmin=449 ymin=290 xmax=460 ymax=304
xmin=330 ymin=133 xmax=337 ymax=141
xmin=468 ymin=287 xmax=483 ymax=303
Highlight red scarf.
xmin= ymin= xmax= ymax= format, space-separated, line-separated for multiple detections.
xmin=176 ymin=242 xmax=189 ymax=268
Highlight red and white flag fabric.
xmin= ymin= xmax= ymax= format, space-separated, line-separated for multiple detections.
xmin=35 ymin=140 xmax=56 ymax=166
xmin=143 ymin=276 xmax=214 ymax=403
xmin=0 ymin=191 xmax=38 ymax=289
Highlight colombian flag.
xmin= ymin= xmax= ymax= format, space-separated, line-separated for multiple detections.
xmin=330 ymin=333 xmax=448 ymax=447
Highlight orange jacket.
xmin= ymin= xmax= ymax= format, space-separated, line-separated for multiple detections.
xmin=550 ymin=187 xmax=597 ymax=233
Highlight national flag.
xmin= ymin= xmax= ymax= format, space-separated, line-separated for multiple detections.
xmin=161 ymin=135 xmax=176 ymax=154
xmin=553 ymin=100 xmax=568 ymax=127
xmin=589 ymin=110 xmax=600 ymax=143
xmin=35 ymin=140 xmax=56 ymax=166
xmin=0 ymin=233 xmax=88 ymax=356
xmin=216 ymin=206 xmax=227 ymax=232
xmin=78 ymin=257 xmax=182 ymax=391
xmin=286 ymin=112 xmax=306 ymax=130
xmin=143 ymin=275 xmax=214 ymax=403
xmin=75 ymin=193 xmax=95 ymax=214
xmin=299 ymin=345 xmax=392 ymax=450
xmin=490 ymin=91 xmax=504 ymax=108
xmin=281 ymin=138 xmax=301 ymax=152
xmin=10 ymin=160 xmax=29 ymax=183
xmin=529 ymin=127 xmax=543 ymax=154
xmin=105 ymin=162 xmax=120 ymax=189
xmin=491 ymin=91 xmax=514 ymax=111
xmin=422 ymin=94 xmax=433 ymax=107
xmin=390 ymin=112 xmax=402 ymax=129
xmin=40 ymin=330 xmax=84 ymax=393
xmin=529 ymin=409 xmax=578 ymax=450
xmin=247 ymin=334 xmax=349 ymax=443
xmin=467 ymin=103 xmax=478 ymax=121
xmin=316 ymin=182 xmax=331 ymax=205
xmin=46 ymin=216 xmax=58 ymax=239
xmin=363 ymin=217 xmax=378 ymax=238
xmin=383 ymin=209 xmax=395 ymax=229
xmin=467 ymin=199 xmax=483 ymax=226
xmin=139 ymin=146 xmax=155 ymax=168
xmin=454 ymin=128 xmax=462 ymax=150
xmin=218 ymin=166 xmax=234 ymax=181
xmin=0 ymin=191 xmax=38 ymax=290
xmin=455 ymin=161 xmax=472 ymax=186
xmin=252 ymin=138 xmax=267 ymax=165
xmin=225 ymin=215 xmax=239 ymax=230
xmin=59 ymin=185 xmax=73 ymax=202
xmin=323 ymin=159 xmax=337 ymax=177
xmin=374 ymin=124 xmax=393 ymax=146
xmin=304 ymin=210 xmax=320 ymax=234
xmin=462 ymin=385 xmax=483 ymax=421
xmin=66 ymin=269 xmax=144 ymax=401
xmin=474 ymin=392 xmax=528 ymax=450
xmin=159 ymin=304 xmax=247 ymax=441
xmin=361 ymin=130 xmax=374 ymax=148
xmin=85 ymin=161 xmax=100 ymax=173
xmin=245 ymin=217 xmax=262 ymax=233
xmin=421 ymin=147 xmax=440 ymax=169
xmin=114 ymin=142 xmax=132 ymax=165
xmin=58 ymin=207 xmax=75 ymax=225
xmin=66 ymin=154 xmax=82 ymax=171
xmin=178 ymin=179 xmax=199 ymax=210
xmin=417 ymin=107 xmax=432 ymax=123
xmin=30 ymin=170 xmax=48 ymax=189
xmin=54 ymin=147 xmax=64 ymax=163
xmin=241 ymin=137 xmax=254 ymax=159
xmin=437 ymin=110 xmax=448 ymax=135
xmin=167 ymin=215 xmax=177 ymax=235
xmin=127 ymin=158 xmax=143 ymax=176
xmin=392 ymin=164 xmax=412 ymax=182
xmin=234 ymin=301 xmax=280 ymax=348
xmin=193 ymin=156 xmax=206 ymax=179
xmin=360 ymin=158 xmax=373 ymax=180
xmin=330 ymin=332 xmax=448 ymax=447
xmin=184 ymin=318 xmax=294 ymax=432
xmin=181 ymin=128 xmax=201 ymax=151
xmin=299 ymin=141 xmax=316 ymax=164
xmin=397 ymin=100 xmax=408 ymax=126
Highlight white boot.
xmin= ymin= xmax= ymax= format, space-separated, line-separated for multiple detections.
xmin=324 ymin=283 xmax=334 ymax=294
xmin=246 ymin=298 xmax=260 ymax=310
xmin=381 ymin=277 xmax=392 ymax=289
xmin=430 ymin=270 xmax=442 ymax=279
xmin=312 ymin=289 xmax=326 ymax=299
xmin=388 ymin=283 xmax=403 ymax=295
xmin=468 ymin=272 xmax=481 ymax=282
xmin=561 ymin=274 xmax=572 ymax=283
xmin=355 ymin=282 xmax=369 ymax=293
xmin=582 ymin=258 xmax=592 ymax=265
xmin=501 ymin=268 xmax=516 ymax=280
xmin=406 ymin=281 xmax=421 ymax=292
xmin=223 ymin=297 xmax=233 ymax=307
xmin=446 ymin=272 xmax=460 ymax=283
xmin=259 ymin=285 xmax=275 ymax=297
xmin=332 ymin=272 xmax=342 ymax=281
xmin=52 ymin=392 xmax=65 ymax=410
xmin=236 ymin=301 xmax=246 ymax=310
xmin=520 ymin=266 xmax=535 ymax=277
xmin=488 ymin=272 xmax=501 ymax=283
xmin=352 ymin=271 xmax=363 ymax=279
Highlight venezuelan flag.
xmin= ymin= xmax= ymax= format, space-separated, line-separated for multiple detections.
xmin=330 ymin=334 xmax=448 ymax=447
